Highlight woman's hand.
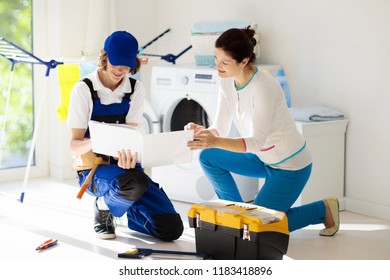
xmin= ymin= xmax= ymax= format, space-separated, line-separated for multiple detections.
xmin=185 ymin=122 xmax=205 ymax=134
xmin=187 ymin=129 xmax=217 ymax=150
xmin=117 ymin=149 xmax=138 ymax=169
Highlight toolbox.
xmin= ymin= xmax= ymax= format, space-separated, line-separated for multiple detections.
xmin=188 ymin=200 xmax=289 ymax=260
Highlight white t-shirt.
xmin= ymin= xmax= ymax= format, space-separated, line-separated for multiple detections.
xmin=66 ymin=70 xmax=145 ymax=129
xmin=209 ymin=68 xmax=312 ymax=170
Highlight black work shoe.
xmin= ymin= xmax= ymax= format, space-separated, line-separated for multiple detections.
xmin=94 ymin=199 xmax=116 ymax=239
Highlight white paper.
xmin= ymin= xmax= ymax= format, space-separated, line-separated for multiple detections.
xmin=88 ymin=120 xmax=194 ymax=167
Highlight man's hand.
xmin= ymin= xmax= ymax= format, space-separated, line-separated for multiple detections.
xmin=117 ymin=149 xmax=138 ymax=169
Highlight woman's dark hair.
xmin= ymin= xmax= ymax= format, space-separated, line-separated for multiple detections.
xmin=215 ymin=26 xmax=257 ymax=64
xmin=97 ymin=50 xmax=141 ymax=74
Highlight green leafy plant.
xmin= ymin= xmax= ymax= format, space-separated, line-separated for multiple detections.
xmin=0 ymin=0 xmax=32 ymax=168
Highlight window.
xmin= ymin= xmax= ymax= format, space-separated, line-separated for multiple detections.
xmin=0 ymin=0 xmax=33 ymax=171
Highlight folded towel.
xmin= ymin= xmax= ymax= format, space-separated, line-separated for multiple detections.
xmin=289 ymin=103 xmax=344 ymax=122
xmin=192 ymin=20 xmax=251 ymax=34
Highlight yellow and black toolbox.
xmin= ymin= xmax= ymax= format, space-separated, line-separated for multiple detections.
xmin=188 ymin=200 xmax=289 ymax=260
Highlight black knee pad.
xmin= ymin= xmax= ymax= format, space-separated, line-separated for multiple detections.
xmin=116 ymin=169 xmax=149 ymax=202
xmin=152 ymin=213 xmax=184 ymax=241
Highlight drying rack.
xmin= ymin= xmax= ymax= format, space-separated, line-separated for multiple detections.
xmin=139 ymin=28 xmax=192 ymax=64
xmin=0 ymin=37 xmax=63 ymax=202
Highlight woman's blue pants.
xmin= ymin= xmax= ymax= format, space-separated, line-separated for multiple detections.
xmin=198 ymin=148 xmax=326 ymax=232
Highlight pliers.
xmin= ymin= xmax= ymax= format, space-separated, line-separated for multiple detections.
xmin=36 ymin=239 xmax=58 ymax=251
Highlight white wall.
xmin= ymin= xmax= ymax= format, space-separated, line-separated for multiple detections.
xmin=36 ymin=0 xmax=390 ymax=220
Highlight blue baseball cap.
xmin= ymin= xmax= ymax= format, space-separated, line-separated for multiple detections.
xmin=104 ymin=31 xmax=138 ymax=69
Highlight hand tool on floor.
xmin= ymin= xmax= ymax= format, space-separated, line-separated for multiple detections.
xmin=36 ymin=239 xmax=58 ymax=251
xmin=118 ymin=248 xmax=209 ymax=260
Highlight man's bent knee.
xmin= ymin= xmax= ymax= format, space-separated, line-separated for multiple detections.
xmin=152 ymin=213 xmax=184 ymax=241
xmin=116 ymin=169 xmax=149 ymax=202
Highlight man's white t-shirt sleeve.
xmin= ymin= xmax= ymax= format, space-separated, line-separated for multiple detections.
xmin=67 ymin=78 xmax=146 ymax=128
xmin=66 ymin=82 xmax=93 ymax=129
xmin=126 ymin=81 xmax=145 ymax=124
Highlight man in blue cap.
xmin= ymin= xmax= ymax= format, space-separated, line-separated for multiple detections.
xmin=104 ymin=30 xmax=138 ymax=69
xmin=67 ymin=31 xmax=184 ymax=241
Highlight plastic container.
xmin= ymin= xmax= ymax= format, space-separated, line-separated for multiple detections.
xmin=276 ymin=69 xmax=291 ymax=107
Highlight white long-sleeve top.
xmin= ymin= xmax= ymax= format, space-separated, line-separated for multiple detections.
xmin=209 ymin=68 xmax=312 ymax=170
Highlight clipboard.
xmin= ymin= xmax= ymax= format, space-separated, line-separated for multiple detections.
xmin=88 ymin=120 xmax=194 ymax=167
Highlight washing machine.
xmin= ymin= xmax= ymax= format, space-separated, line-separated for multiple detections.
xmin=147 ymin=63 xmax=281 ymax=203
xmin=139 ymin=100 xmax=160 ymax=135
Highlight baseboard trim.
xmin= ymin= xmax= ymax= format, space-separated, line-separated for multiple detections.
xmin=50 ymin=166 xmax=75 ymax=180
xmin=345 ymin=197 xmax=390 ymax=221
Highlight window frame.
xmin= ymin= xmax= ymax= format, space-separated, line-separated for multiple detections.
xmin=0 ymin=0 xmax=49 ymax=183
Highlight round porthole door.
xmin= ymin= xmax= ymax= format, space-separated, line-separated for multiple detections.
xmin=168 ymin=98 xmax=210 ymax=132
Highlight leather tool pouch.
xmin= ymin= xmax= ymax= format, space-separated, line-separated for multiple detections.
xmin=72 ymin=150 xmax=102 ymax=171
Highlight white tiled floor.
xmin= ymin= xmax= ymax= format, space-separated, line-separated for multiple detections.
xmin=1 ymin=177 xmax=390 ymax=261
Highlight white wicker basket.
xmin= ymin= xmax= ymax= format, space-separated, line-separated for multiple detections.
xmin=190 ymin=33 xmax=260 ymax=66
xmin=190 ymin=34 xmax=220 ymax=55
xmin=190 ymin=34 xmax=220 ymax=66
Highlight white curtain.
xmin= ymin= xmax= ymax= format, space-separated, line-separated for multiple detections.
xmin=84 ymin=0 xmax=116 ymax=58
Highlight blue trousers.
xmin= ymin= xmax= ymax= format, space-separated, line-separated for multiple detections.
xmin=198 ymin=148 xmax=326 ymax=232
xmin=77 ymin=163 xmax=183 ymax=241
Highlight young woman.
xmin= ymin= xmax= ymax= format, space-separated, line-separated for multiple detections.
xmin=67 ymin=31 xmax=183 ymax=241
xmin=186 ymin=27 xmax=339 ymax=236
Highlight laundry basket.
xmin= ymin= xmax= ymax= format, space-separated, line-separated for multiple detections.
xmin=190 ymin=20 xmax=260 ymax=66
xmin=190 ymin=34 xmax=220 ymax=66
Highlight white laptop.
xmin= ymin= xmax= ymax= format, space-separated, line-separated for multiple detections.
xmin=88 ymin=120 xmax=194 ymax=168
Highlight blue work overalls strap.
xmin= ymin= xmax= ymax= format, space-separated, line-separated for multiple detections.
xmin=82 ymin=77 xmax=137 ymax=138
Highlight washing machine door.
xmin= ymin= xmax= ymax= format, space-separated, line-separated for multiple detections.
xmin=140 ymin=100 xmax=160 ymax=135
xmin=159 ymin=96 xmax=211 ymax=132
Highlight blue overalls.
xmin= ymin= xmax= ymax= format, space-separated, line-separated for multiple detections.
xmin=77 ymin=78 xmax=184 ymax=241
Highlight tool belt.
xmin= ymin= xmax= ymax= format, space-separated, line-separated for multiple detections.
xmin=73 ymin=150 xmax=109 ymax=199
xmin=72 ymin=150 xmax=109 ymax=171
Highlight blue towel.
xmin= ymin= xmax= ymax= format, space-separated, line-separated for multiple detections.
xmin=192 ymin=20 xmax=251 ymax=34
xmin=289 ymin=103 xmax=344 ymax=122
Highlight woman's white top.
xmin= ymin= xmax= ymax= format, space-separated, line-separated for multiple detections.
xmin=209 ymin=68 xmax=312 ymax=170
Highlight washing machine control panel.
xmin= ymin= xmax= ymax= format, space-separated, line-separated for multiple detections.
xmin=152 ymin=65 xmax=222 ymax=92
xmin=185 ymin=69 xmax=220 ymax=91
xmin=180 ymin=76 xmax=189 ymax=85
